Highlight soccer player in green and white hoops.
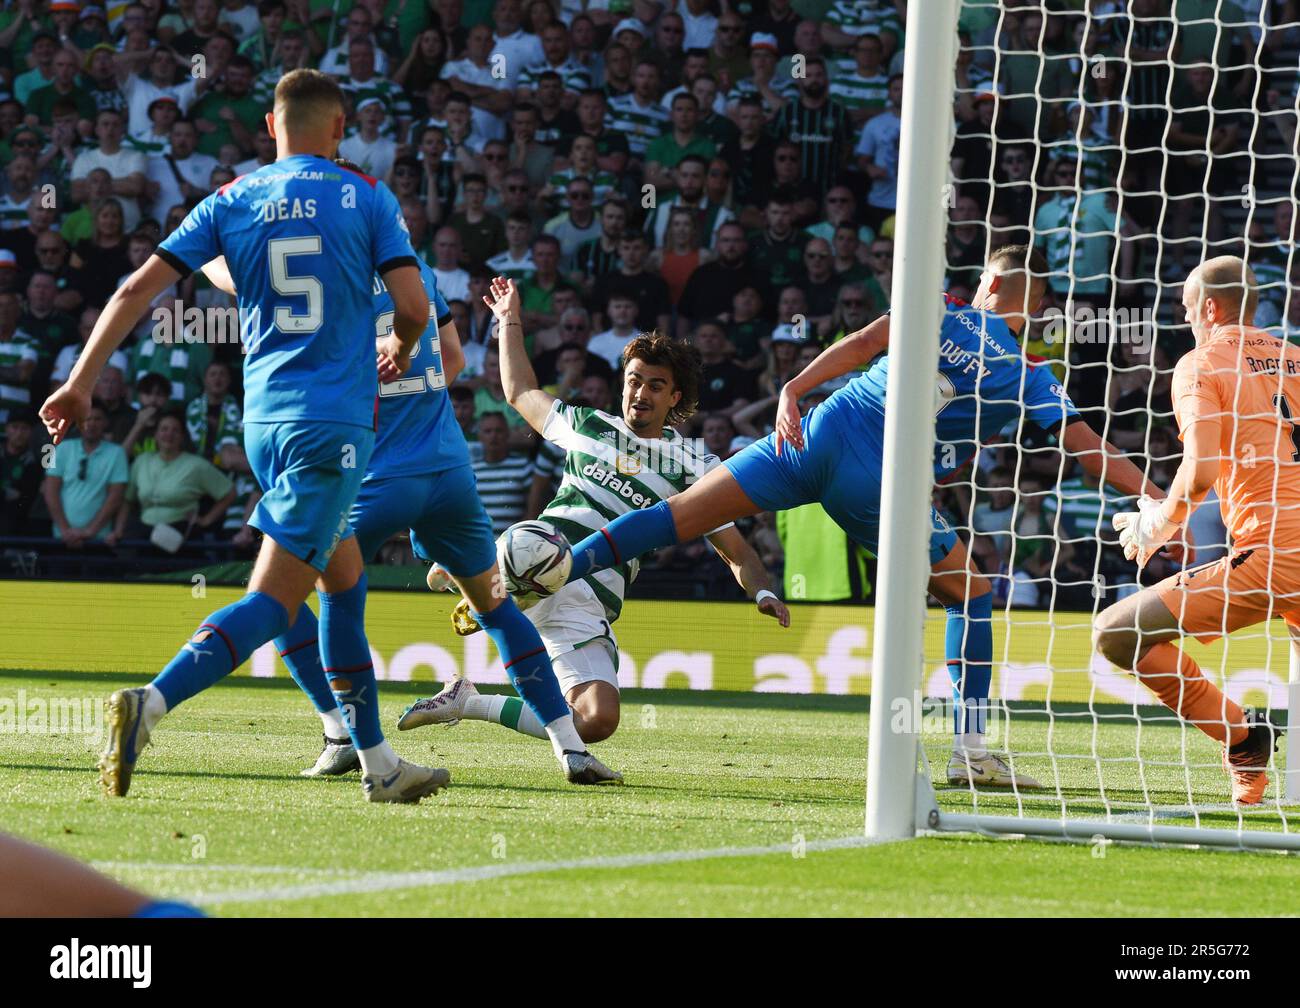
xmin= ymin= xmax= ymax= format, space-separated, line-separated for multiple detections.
xmin=399 ymin=277 xmax=790 ymax=745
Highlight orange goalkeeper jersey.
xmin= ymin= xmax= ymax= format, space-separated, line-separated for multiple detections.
xmin=1172 ymin=325 xmax=1300 ymax=550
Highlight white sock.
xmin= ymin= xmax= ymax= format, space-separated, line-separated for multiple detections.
xmin=463 ymin=693 xmax=550 ymax=741
xmin=463 ymin=692 xmax=506 ymax=722
xmin=358 ymin=740 xmax=399 ymax=776
xmin=319 ymin=707 xmax=348 ymax=739
xmin=141 ymin=685 xmax=168 ymax=735
xmin=957 ymin=732 xmax=988 ymax=758
xmin=545 ymin=712 xmax=585 ymax=760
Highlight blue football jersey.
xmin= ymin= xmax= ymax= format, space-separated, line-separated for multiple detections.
xmin=826 ymin=295 xmax=1079 ymax=477
xmin=366 ymin=257 xmax=469 ymax=481
xmin=157 ymin=155 xmax=418 ymax=429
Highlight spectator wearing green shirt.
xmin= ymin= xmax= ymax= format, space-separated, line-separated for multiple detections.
xmin=127 ymin=96 xmax=182 ymax=158
xmin=25 ymin=49 xmax=98 ymax=128
xmin=13 ymin=31 xmax=58 ymax=106
xmin=191 ymin=54 xmax=262 ymax=158
xmin=747 ymin=193 xmax=808 ymax=292
xmin=541 ymin=134 xmax=616 ymax=214
xmin=42 ymin=403 xmax=129 ymax=546
xmin=238 ymin=0 xmax=288 ymax=71
xmin=519 ymin=234 xmax=576 ymax=331
xmin=0 ymin=291 xmax=39 ymax=422
xmin=1032 ymin=170 xmax=1116 ymax=301
xmin=447 ymin=173 xmax=506 ymax=269
xmin=20 ymin=271 xmax=78 ymax=374
xmin=112 ymin=411 xmax=236 ymax=546
xmin=829 ymin=32 xmax=890 ymax=127
xmin=485 ymin=211 xmax=538 ymax=284
xmin=644 ymin=92 xmax=717 ymax=193
xmin=131 ymin=314 xmax=214 ymax=405
xmin=472 ymin=347 xmax=533 ymax=452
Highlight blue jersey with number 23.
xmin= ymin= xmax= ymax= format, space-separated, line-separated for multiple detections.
xmin=366 ymin=256 xmax=467 ymax=481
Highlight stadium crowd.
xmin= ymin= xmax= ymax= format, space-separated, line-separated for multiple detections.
xmin=0 ymin=0 xmax=1297 ymax=606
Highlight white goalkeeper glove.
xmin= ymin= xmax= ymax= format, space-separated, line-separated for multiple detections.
xmin=1112 ymin=495 xmax=1181 ymax=568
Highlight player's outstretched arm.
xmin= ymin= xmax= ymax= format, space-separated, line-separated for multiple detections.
xmin=1113 ymin=418 xmax=1220 ymax=568
xmin=774 ymin=314 xmax=890 ymax=452
xmin=40 ymin=255 xmax=181 ymax=444
xmin=488 ymin=276 xmax=558 ymax=435
xmin=1060 ymin=419 xmax=1166 ymax=500
xmin=706 ymin=526 xmax=791 ymax=627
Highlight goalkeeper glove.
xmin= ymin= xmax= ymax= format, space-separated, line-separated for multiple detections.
xmin=1112 ymin=495 xmax=1181 ymax=568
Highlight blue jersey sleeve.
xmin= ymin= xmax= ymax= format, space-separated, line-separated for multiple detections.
xmin=369 ymin=180 xmax=418 ymax=275
xmin=1023 ymin=362 xmax=1079 ymax=434
xmin=156 ymin=193 xmax=221 ymax=277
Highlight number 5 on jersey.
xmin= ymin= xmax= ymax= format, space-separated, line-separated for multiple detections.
xmin=376 ymin=308 xmax=444 ymax=397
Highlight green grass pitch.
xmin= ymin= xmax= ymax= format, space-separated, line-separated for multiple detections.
xmin=2 ymin=670 xmax=1297 ymax=916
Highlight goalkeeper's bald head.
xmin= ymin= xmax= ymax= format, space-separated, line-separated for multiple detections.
xmin=1186 ymin=256 xmax=1258 ymax=332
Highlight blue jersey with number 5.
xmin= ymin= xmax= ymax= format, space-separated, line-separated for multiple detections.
xmin=366 ymin=257 xmax=466 ymax=481
xmin=827 ymin=295 xmax=1079 ymax=477
xmin=156 ymin=155 xmax=417 ymax=429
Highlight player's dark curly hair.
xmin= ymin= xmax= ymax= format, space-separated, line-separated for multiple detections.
xmin=620 ymin=330 xmax=701 ymax=425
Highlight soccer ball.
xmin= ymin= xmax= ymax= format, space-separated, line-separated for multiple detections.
xmin=497 ymin=520 xmax=573 ymax=596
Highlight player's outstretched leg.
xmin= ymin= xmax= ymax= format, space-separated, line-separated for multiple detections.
xmin=99 ymin=589 xmax=290 ymax=798
xmin=275 ymin=604 xmax=359 ymax=777
xmin=928 ymin=538 xmax=1042 ymax=790
xmin=565 ymin=466 xmax=759 ymax=583
xmin=316 ymin=546 xmax=449 ymax=803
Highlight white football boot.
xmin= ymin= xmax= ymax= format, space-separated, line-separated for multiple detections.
xmin=397 ymin=676 xmax=476 ymax=730
xmin=362 ymin=758 xmax=451 ymax=803
xmin=426 ymin=564 xmax=455 ymax=593
xmin=946 ymin=751 xmax=1043 ymax=789
xmin=301 ymin=735 xmax=360 ymax=777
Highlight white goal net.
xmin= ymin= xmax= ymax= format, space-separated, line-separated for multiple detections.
xmin=881 ymin=0 xmax=1300 ymax=851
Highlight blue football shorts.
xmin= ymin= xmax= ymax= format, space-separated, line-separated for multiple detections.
xmin=244 ymin=421 xmax=374 ymax=573
xmin=723 ymin=403 xmax=957 ymax=565
xmin=351 ymin=463 xmax=497 ymax=577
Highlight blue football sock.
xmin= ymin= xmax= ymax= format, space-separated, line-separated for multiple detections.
xmin=567 ymin=500 xmax=679 ymax=581
xmin=152 ymin=592 xmax=288 ymax=710
xmin=274 ymin=604 xmax=337 ymax=717
xmin=945 ymin=592 xmax=994 ymax=741
xmin=319 ymin=574 xmax=383 ymax=751
xmin=474 ymin=598 xmax=569 ymax=726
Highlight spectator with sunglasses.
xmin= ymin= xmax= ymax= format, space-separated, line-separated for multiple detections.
xmin=42 ymin=400 xmax=128 ymax=548
xmin=542 ymin=177 xmax=601 ymax=268
xmin=29 ymin=233 xmax=83 ymax=315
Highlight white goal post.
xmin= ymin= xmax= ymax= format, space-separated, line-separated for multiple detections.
xmin=867 ymin=0 xmax=1300 ymax=852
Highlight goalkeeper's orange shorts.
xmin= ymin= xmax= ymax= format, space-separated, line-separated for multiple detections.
xmin=1155 ymin=546 xmax=1300 ymax=644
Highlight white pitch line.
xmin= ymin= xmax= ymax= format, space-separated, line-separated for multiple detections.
xmin=200 ymin=834 xmax=885 ymax=905
xmin=94 ymin=861 xmax=360 ymax=876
